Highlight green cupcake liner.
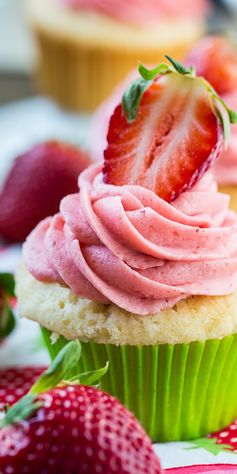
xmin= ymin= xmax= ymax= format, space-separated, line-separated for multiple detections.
xmin=41 ymin=327 xmax=237 ymax=442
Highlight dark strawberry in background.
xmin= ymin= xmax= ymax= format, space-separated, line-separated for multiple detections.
xmin=0 ymin=341 xmax=163 ymax=474
xmin=0 ymin=141 xmax=91 ymax=243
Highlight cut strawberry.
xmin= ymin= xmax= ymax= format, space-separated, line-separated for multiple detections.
xmin=103 ymin=57 xmax=236 ymax=202
xmin=186 ymin=36 xmax=237 ymax=96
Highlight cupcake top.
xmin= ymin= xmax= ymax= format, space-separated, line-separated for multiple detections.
xmin=23 ymin=58 xmax=237 ymax=316
xmin=61 ymin=0 xmax=209 ymax=24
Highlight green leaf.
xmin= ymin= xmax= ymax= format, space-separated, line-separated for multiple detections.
xmin=228 ymin=108 xmax=237 ymax=124
xmin=201 ymin=78 xmax=237 ymax=143
xmin=138 ymin=62 xmax=170 ymax=80
xmin=0 ymin=298 xmax=15 ymax=338
xmin=30 ymin=340 xmax=81 ymax=395
xmin=0 ymin=273 xmax=15 ymax=297
xmin=122 ymin=78 xmax=152 ymax=122
xmin=165 ymin=55 xmax=195 ymax=76
xmin=0 ymin=394 xmax=42 ymax=428
xmin=187 ymin=437 xmax=234 ymax=455
xmin=70 ymin=361 xmax=109 ymax=386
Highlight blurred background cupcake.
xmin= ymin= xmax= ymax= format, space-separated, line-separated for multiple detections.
xmin=26 ymin=0 xmax=209 ymax=111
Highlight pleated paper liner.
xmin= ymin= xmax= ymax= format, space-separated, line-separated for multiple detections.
xmin=32 ymin=25 xmax=201 ymax=112
xmin=42 ymin=327 xmax=237 ymax=442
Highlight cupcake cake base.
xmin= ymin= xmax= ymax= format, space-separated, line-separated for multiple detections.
xmin=17 ymin=264 xmax=237 ymax=442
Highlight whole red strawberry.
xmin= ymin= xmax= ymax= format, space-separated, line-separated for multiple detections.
xmin=0 ymin=342 xmax=162 ymax=474
xmin=104 ymin=56 xmax=237 ymax=202
xmin=185 ymin=36 xmax=237 ymax=96
xmin=0 ymin=141 xmax=91 ymax=243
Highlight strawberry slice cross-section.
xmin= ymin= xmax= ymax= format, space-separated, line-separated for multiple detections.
xmin=103 ymin=57 xmax=237 ymax=202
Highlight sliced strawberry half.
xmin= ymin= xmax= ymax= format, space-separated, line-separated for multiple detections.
xmin=186 ymin=36 xmax=237 ymax=96
xmin=104 ymin=70 xmax=223 ymax=202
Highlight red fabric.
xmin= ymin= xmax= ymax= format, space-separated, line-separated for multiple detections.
xmin=167 ymin=465 xmax=237 ymax=473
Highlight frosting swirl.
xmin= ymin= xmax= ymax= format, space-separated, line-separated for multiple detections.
xmin=23 ymin=164 xmax=237 ymax=316
xmin=61 ymin=0 xmax=208 ymax=24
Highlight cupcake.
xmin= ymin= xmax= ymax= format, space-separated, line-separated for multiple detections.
xmin=27 ymin=0 xmax=209 ymax=111
xmin=185 ymin=36 xmax=237 ymax=211
xmin=16 ymin=58 xmax=237 ymax=442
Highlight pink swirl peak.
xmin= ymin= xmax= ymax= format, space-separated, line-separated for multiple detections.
xmin=61 ymin=0 xmax=208 ymax=24
xmin=23 ymin=164 xmax=237 ymax=316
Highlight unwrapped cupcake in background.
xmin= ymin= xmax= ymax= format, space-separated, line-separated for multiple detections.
xmin=27 ymin=0 xmax=209 ymax=111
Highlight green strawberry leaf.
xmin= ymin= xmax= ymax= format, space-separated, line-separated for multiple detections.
xmin=187 ymin=437 xmax=234 ymax=455
xmin=138 ymin=62 xmax=170 ymax=80
xmin=122 ymin=78 xmax=152 ymax=123
xmin=0 ymin=273 xmax=15 ymax=297
xmin=0 ymin=298 xmax=15 ymax=339
xmin=165 ymin=55 xmax=195 ymax=76
xmin=0 ymin=394 xmax=42 ymax=428
xmin=228 ymin=108 xmax=237 ymax=123
xmin=30 ymin=340 xmax=81 ymax=395
xmin=0 ymin=342 xmax=110 ymax=428
xmin=69 ymin=361 xmax=109 ymax=386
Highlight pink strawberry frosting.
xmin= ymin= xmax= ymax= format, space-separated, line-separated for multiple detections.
xmin=61 ymin=0 xmax=208 ymax=25
xmin=23 ymin=163 xmax=237 ymax=316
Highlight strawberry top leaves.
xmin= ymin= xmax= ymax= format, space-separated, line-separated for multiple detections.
xmin=0 ymin=341 xmax=108 ymax=428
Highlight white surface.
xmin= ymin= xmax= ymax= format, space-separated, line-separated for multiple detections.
xmin=0 ymin=97 xmax=91 ymax=186
xmin=0 ymin=0 xmax=34 ymax=72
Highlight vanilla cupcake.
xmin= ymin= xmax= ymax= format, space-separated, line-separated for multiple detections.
xmin=16 ymin=58 xmax=237 ymax=441
xmin=27 ymin=0 xmax=209 ymax=111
